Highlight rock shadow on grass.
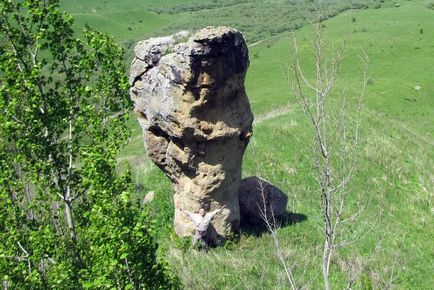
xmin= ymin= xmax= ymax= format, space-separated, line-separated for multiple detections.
xmin=238 ymin=176 xmax=307 ymax=237
xmin=240 ymin=211 xmax=308 ymax=237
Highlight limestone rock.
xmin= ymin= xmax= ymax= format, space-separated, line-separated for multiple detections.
xmin=130 ymin=27 xmax=253 ymax=245
xmin=238 ymin=176 xmax=288 ymax=226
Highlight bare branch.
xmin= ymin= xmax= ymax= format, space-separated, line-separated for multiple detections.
xmin=17 ymin=241 xmax=31 ymax=274
xmin=258 ymin=186 xmax=298 ymax=290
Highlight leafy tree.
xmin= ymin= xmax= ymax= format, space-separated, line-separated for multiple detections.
xmin=0 ymin=0 xmax=178 ymax=288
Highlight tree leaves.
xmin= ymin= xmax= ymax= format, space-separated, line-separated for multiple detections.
xmin=0 ymin=0 xmax=178 ymax=288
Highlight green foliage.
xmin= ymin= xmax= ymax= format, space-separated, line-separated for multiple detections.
xmin=149 ymin=0 xmax=258 ymax=14
xmin=0 ymin=0 xmax=177 ymax=288
xmin=170 ymin=233 xmax=192 ymax=253
xmin=58 ymin=0 xmax=390 ymax=51
xmin=149 ymin=0 xmax=389 ymax=43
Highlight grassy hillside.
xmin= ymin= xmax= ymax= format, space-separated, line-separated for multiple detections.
xmin=61 ymin=0 xmax=177 ymax=49
xmin=62 ymin=0 xmax=390 ymax=47
xmin=64 ymin=0 xmax=433 ymax=288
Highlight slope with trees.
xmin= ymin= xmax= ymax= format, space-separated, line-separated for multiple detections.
xmin=0 ymin=0 xmax=177 ymax=288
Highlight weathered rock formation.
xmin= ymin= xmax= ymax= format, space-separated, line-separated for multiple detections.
xmin=130 ymin=27 xmax=253 ymax=244
xmin=238 ymin=176 xmax=288 ymax=226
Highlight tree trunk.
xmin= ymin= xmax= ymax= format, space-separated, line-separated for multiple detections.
xmin=323 ymin=239 xmax=331 ymax=290
xmin=64 ymin=198 xmax=77 ymax=242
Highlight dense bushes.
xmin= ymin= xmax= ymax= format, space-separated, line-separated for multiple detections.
xmin=150 ymin=0 xmax=258 ymax=14
xmin=151 ymin=0 xmax=390 ymax=43
xmin=0 ymin=0 xmax=178 ymax=288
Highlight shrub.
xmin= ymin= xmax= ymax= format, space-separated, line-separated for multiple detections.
xmin=0 ymin=0 xmax=178 ymax=288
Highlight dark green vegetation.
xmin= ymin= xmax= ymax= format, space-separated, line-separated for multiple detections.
xmin=150 ymin=0 xmax=389 ymax=43
xmin=0 ymin=0 xmax=177 ymax=288
xmin=62 ymin=0 xmax=389 ymax=51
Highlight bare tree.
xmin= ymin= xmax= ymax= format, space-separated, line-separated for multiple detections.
xmin=257 ymin=179 xmax=298 ymax=290
xmin=291 ymin=2 xmax=369 ymax=289
xmin=249 ymin=141 xmax=299 ymax=290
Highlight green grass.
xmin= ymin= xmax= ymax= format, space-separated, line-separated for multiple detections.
xmin=62 ymin=0 xmax=390 ymax=48
xmin=61 ymin=0 xmax=178 ymax=51
xmin=149 ymin=0 xmax=390 ymax=43
xmin=71 ymin=10 xmax=173 ymax=43
xmin=68 ymin=0 xmax=434 ymax=288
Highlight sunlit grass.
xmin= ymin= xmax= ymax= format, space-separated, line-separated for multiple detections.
xmin=75 ymin=0 xmax=434 ymax=288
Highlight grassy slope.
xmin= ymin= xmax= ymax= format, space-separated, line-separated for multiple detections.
xmin=61 ymin=0 xmax=181 ymax=47
xmin=63 ymin=0 xmax=433 ymax=288
xmin=139 ymin=2 xmax=432 ymax=289
xmin=251 ymin=3 xmax=433 ymax=288
xmin=61 ymin=0 xmax=389 ymax=47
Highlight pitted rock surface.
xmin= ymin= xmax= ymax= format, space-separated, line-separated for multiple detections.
xmin=130 ymin=27 xmax=253 ymax=244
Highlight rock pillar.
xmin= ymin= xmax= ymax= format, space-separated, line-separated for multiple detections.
xmin=130 ymin=27 xmax=253 ymax=244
